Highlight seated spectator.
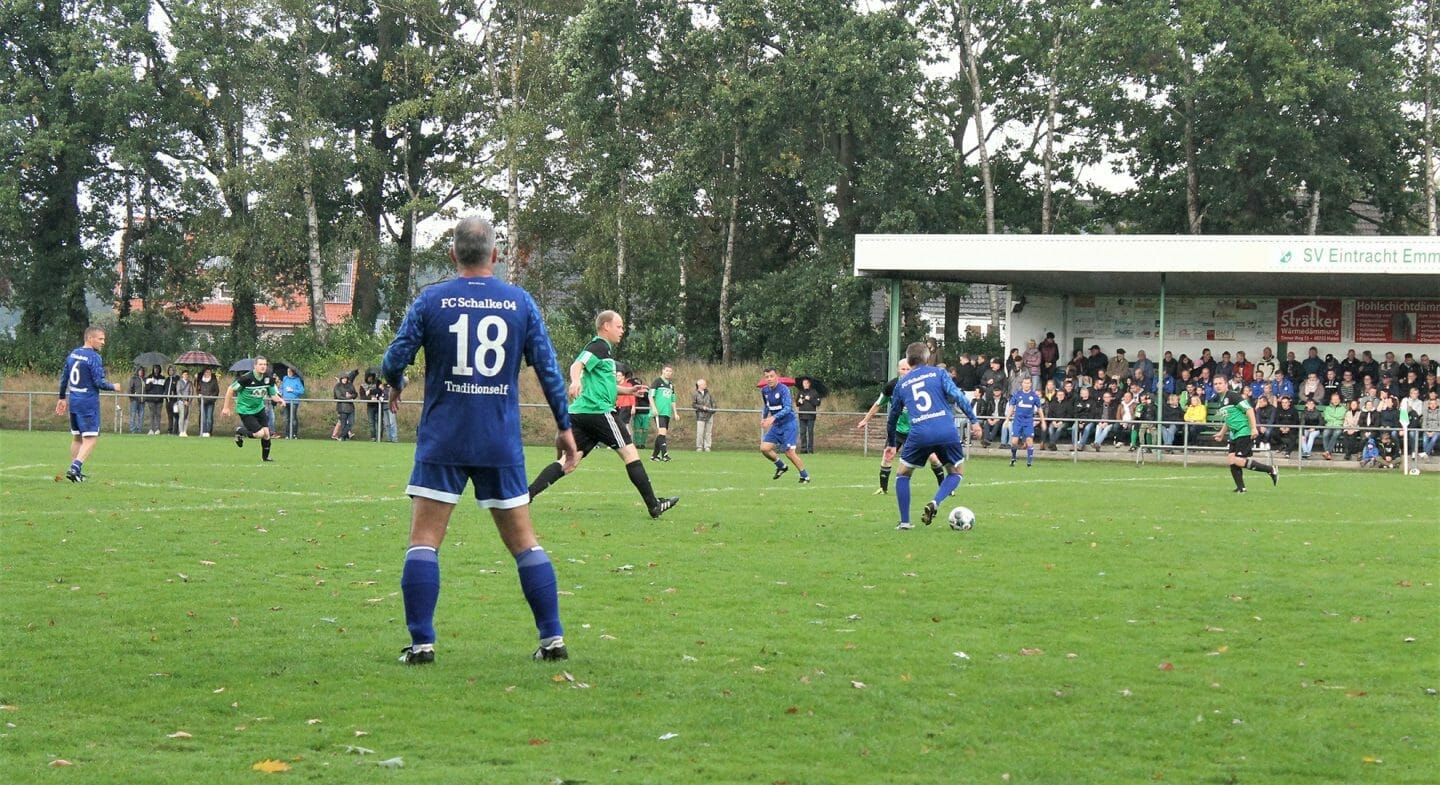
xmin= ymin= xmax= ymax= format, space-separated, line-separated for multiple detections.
xmin=1299 ymin=372 xmax=1323 ymax=404
xmin=1272 ymin=395 xmax=1299 ymax=457
xmin=1232 ymin=351 xmax=1255 ymax=384
xmin=1183 ymin=393 xmax=1209 ymax=446
xmin=1421 ymin=397 xmax=1440 ymax=458
xmin=1273 ymin=374 xmax=1295 ymax=400
xmin=1070 ymin=386 xmax=1098 ymax=451
xmin=1320 ymin=392 xmax=1347 ymax=460
xmin=1092 ymin=390 xmax=1119 ymax=451
xmin=1376 ymin=432 xmax=1399 ymax=469
xmin=1337 ymin=370 xmax=1358 ymax=403
xmin=1252 ymin=394 xmax=1277 ymax=447
xmin=1161 ymin=392 xmax=1184 ymax=446
xmin=1359 ymin=436 xmax=1379 ymax=468
xmin=1132 ymin=391 xmax=1158 ymax=449
xmin=1042 ymin=389 xmax=1071 ymax=450
xmin=1281 ymin=351 xmax=1304 ymax=386
xmin=1341 ymin=399 xmax=1364 ymax=459
xmin=1357 ymin=398 xmax=1383 ymax=452
xmin=1214 ymin=351 xmax=1234 ymax=381
xmin=1254 ymin=347 xmax=1278 ymax=382
xmin=977 ymin=386 xmax=1008 ymax=446
xmin=1297 ymin=397 xmax=1323 ymax=459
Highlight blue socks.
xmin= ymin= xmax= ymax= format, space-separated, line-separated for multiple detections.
xmin=1026 ymin=446 xmax=1034 ymax=465
xmin=401 ymin=546 xmax=440 ymax=646
xmin=516 ymin=546 xmax=562 ymax=640
xmin=936 ymin=472 xmax=962 ymax=502
xmin=70 ymin=460 xmax=82 ymax=474
xmin=896 ymin=475 xmax=911 ymax=523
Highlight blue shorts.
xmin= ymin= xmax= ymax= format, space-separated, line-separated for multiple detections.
xmin=69 ymin=407 xmax=101 ymax=437
xmin=899 ymin=439 xmax=966 ymax=469
xmin=1011 ymin=421 xmax=1036 ymax=439
xmin=763 ymin=419 xmax=798 ymax=451
xmin=407 ymin=461 xmax=529 ymax=510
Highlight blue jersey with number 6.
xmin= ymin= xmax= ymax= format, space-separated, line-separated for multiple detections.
xmin=382 ymin=275 xmax=570 ymax=467
xmin=887 ymin=365 xmax=976 ymax=448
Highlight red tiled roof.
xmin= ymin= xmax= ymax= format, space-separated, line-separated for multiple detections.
xmin=126 ymin=300 xmax=354 ymax=329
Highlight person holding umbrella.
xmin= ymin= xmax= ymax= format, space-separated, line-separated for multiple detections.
xmin=222 ymin=356 xmax=285 ymax=462
xmin=143 ymin=364 xmax=167 ymax=434
xmin=55 ymin=326 xmax=122 ymax=482
xmin=196 ymin=366 xmax=221 ymax=436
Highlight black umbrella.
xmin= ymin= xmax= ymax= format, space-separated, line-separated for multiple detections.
xmin=273 ymin=361 xmax=303 ymax=380
xmin=229 ymin=358 xmax=255 ymax=373
xmin=134 ymin=351 xmax=170 ymax=368
xmin=796 ymin=375 xmax=828 ymax=397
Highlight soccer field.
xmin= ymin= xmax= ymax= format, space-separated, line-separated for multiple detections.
xmin=2 ymin=431 xmax=1436 ymax=784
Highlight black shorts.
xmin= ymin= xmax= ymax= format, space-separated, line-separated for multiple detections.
xmin=654 ymin=415 xmax=671 ymax=430
xmin=1227 ymin=435 xmax=1254 ymax=458
xmin=240 ymin=412 xmax=267 ymax=435
xmin=573 ymin=411 xmax=633 ymax=455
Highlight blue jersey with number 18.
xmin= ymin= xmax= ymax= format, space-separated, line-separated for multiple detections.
xmin=382 ymin=275 xmax=570 ymax=468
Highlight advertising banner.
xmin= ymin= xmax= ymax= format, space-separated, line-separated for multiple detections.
xmin=1276 ymin=298 xmax=1343 ymax=342
xmin=1353 ymin=299 xmax=1440 ymax=343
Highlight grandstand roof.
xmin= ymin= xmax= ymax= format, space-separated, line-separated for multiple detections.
xmin=854 ymin=235 xmax=1440 ymax=298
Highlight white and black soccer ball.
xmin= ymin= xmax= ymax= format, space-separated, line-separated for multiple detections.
xmin=948 ymin=506 xmax=976 ymax=531
xmin=1408 ymin=466 xmax=1421 ymax=476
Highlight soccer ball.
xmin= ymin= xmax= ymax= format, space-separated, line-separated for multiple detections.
xmin=1408 ymin=467 xmax=1421 ymax=475
xmin=948 ymin=506 xmax=976 ymax=531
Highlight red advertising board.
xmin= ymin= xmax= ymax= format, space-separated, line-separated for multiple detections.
xmin=1277 ymin=298 xmax=1342 ymax=342
xmin=1353 ymin=299 xmax=1440 ymax=343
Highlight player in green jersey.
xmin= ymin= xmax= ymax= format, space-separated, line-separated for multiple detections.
xmin=223 ymin=356 xmax=285 ymax=462
xmin=856 ymin=359 xmax=946 ymax=493
xmin=649 ymin=365 xmax=678 ymax=462
xmin=1212 ymin=376 xmax=1279 ymax=493
xmin=527 ymin=310 xmax=679 ymax=518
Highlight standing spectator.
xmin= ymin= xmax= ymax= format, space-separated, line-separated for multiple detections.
xmin=692 ymin=379 xmax=716 ymax=452
xmin=1005 ymin=356 xmax=1029 ymax=397
xmin=1254 ymin=347 xmax=1278 ymax=382
xmin=360 ymin=371 xmax=383 ymax=441
xmin=143 ymin=364 xmax=167 ymax=435
xmin=55 ymin=326 xmax=122 ymax=482
xmin=1022 ymin=339 xmax=1043 ymax=389
xmin=1399 ymin=387 xmax=1425 ymax=454
xmin=980 ymin=357 xmax=1007 ymax=396
xmin=196 ymin=367 xmax=220 ymax=437
xmin=952 ymin=355 xmax=981 ymax=400
xmin=175 ymin=369 xmax=195 ymax=437
xmin=380 ymin=215 xmax=579 ymax=665
xmin=164 ymin=365 xmax=181 ymax=435
xmin=614 ymin=363 xmax=636 ymax=431
xmin=375 ymin=380 xmax=398 ymax=442
xmin=1038 ymin=332 xmax=1060 ymax=384
xmin=333 ymin=373 xmax=357 ymax=441
xmin=649 ymin=365 xmax=678 ymax=462
xmin=526 ymin=310 xmax=679 ymax=518
xmin=280 ymin=366 xmax=305 ymax=439
xmin=631 ymin=371 xmax=652 ymax=450
xmin=795 ymin=377 xmax=822 ymax=454
xmin=126 ymin=367 xmax=145 ymax=434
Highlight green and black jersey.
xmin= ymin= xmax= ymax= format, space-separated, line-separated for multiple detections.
xmin=229 ymin=371 xmax=277 ymax=416
xmin=571 ymin=336 xmax=618 ymax=415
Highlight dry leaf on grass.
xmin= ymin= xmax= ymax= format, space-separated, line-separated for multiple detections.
xmin=851 ymin=681 xmax=866 ymax=689
xmin=1020 ymin=648 xmax=1044 ymax=656
xmin=252 ymin=759 xmax=290 ymax=773
xmin=167 ymin=731 xmax=192 ymax=739
xmin=49 ymin=760 xmax=73 ymax=767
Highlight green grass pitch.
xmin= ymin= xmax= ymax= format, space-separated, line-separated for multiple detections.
xmin=2 ymin=430 xmax=1436 ymax=784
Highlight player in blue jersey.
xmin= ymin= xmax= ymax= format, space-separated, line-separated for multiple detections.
xmin=55 ymin=326 xmax=122 ymax=482
xmin=382 ymin=217 xmax=579 ymax=665
xmin=759 ymin=367 xmax=810 ymax=482
xmin=886 ymin=342 xmax=982 ymax=530
xmin=1005 ymin=377 xmax=1047 ymax=467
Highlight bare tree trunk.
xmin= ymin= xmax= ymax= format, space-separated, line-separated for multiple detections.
xmin=720 ymin=134 xmax=740 ymax=363
xmin=116 ymin=182 xmax=134 ymax=318
xmin=1041 ymin=26 xmax=1061 ymax=234
xmin=302 ymin=172 xmax=329 ymax=338
xmin=616 ymin=179 xmax=627 ymax=320
xmin=676 ymin=242 xmax=687 ymax=357
xmin=1183 ymin=55 xmax=1203 ymax=234
xmin=1425 ymin=0 xmax=1437 ymax=235
xmin=1307 ymin=188 xmax=1322 ymax=235
xmin=955 ymin=0 xmax=999 ymax=334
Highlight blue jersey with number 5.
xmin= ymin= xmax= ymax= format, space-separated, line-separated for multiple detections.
xmin=382 ymin=275 xmax=570 ymax=467
xmin=886 ymin=365 xmax=976 ymax=447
